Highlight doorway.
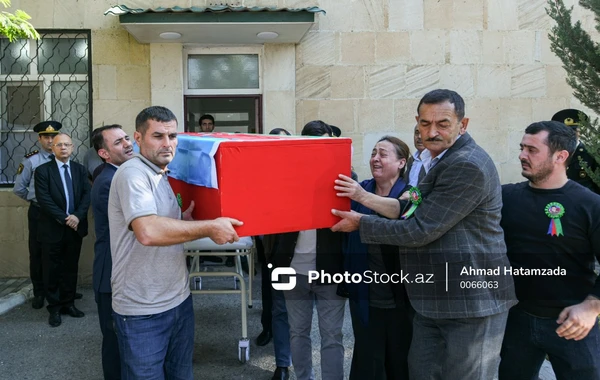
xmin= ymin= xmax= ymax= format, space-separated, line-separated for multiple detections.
xmin=184 ymin=95 xmax=262 ymax=134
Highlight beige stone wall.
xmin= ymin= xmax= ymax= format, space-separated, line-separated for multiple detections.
xmin=290 ymin=0 xmax=596 ymax=182
xmin=263 ymin=44 xmax=297 ymax=133
xmin=0 ymin=192 xmax=30 ymax=278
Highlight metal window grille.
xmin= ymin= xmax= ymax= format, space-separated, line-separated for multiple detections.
xmin=0 ymin=30 xmax=92 ymax=186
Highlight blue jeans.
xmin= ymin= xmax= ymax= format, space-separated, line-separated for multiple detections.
xmin=272 ymin=287 xmax=292 ymax=367
xmin=500 ymin=307 xmax=600 ymax=380
xmin=113 ymin=295 xmax=195 ymax=380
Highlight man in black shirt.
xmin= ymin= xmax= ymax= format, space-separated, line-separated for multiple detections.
xmin=499 ymin=121 xmax=600 ymax=380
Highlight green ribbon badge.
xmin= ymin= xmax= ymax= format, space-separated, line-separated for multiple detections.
xmin=176 ymin=193 xmax=183 ymax=208
xmin=401 ymin=187 xmax=422 ymax=220
xmin=545 ymin=202 xmax=565 ymax=237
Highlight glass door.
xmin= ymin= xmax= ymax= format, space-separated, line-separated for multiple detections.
xmin=184 ymin=95 xmax=262 ymax=134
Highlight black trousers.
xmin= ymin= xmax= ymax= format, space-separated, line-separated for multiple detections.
xmin=349 ymin=301 xmax=414 ymax=380
xmin=256 ymin=237 xmax=273 ymax=332
xmin=96 ymin=291 xmax=121 ymax=380
xmin=42 ymin=226 xmax=82 ymax=313
xmin=28 ymin=204 xmax=44 ymax=297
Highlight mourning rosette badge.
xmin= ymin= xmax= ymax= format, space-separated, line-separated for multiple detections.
xmin=545 ymin=202 xmax=565 ymax=237
xmin=401 ymin=187 xmax=422 ymax=220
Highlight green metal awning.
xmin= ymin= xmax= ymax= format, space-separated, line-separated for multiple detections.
xmin=104 ymin=5 xmax=325 ymax=44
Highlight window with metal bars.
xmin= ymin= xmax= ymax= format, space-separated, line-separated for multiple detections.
xmin=0 ymin=30 xmax=92 ymax=186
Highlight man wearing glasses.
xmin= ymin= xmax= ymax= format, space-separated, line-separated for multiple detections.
xmin=35 ymin=133 xmax=91 ymax=327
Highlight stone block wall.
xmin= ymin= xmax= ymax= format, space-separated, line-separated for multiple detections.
xmin=287 ymin=0 xmax=596 ymax=181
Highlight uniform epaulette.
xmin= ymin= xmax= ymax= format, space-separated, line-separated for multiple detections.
xmin=25 ymin=150 xmax=39 ymax=158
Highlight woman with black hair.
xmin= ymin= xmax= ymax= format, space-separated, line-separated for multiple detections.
xmin=270 ymin=120 xmax=346 ymax=380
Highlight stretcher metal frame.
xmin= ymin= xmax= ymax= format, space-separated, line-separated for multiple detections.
xmin=185 ymin=237 xmax=254 ymax=363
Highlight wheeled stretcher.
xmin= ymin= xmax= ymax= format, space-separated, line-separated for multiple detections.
xmin=184 ymin=236 xmax=254 ymax=363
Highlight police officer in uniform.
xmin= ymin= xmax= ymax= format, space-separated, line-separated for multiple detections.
xmin=13 ymin=121 xmax=62 ymax=309
xmin=551 ymin=109 xmax=600 ymax=194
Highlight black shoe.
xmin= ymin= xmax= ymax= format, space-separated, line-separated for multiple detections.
xmin=48 ymin=312 xmax=61 ymax=327
xmin=32 ymin=296 xmax=44 ymax=309
xmin=74 ymin=292 xmax=83 ymax=300
xmin=60 ymin=305 xmax=85 ymax=318
xmin=271 ymin=367 xmax=289 ymax=380
xmin=256 ymin=330 xmax=272 ymax=346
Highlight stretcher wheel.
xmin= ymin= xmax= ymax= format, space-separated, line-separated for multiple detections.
xmin=238 ymin=339 xmax=250 ymax=363
xmin=190 ymin=276 xmax=202 ymax=291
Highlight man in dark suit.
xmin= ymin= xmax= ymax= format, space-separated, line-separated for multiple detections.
xmin=91 ymin=125 xmax=133 ymax=379
xmin=332 ymin=89 xmax=517 ymax=380
xmin=551 ymin=108 xmax=600 ymax=194
xmin=35 ymin=133 xmax=91 ymax=327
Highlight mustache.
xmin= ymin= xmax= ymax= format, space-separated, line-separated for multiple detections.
xmin=425 ymin=137 xmax=443 ymax=142
xmin=520 ymin=160 xmax=530 ymax=167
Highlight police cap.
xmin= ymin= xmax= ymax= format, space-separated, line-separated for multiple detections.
xmin=33 ymin=121 xmax=62 ymax=135
xmin=551 ymin=109 xmax=589 ymax=129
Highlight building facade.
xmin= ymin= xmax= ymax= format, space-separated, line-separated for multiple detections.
xmin=0 ymin=0 xmax=595 ymax=279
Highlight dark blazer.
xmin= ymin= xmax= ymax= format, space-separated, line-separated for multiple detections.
xmin=91 ymin=163 xmax=116 ymax=293
xmin=359 ymin=133 xmax=517 ymax=319
xmin=567 ymin=142 xmax=599 ymax=194
xmin=271 ymin=229 xmax=344 ymax=277
xmin=34 ymin=159 xmax=90 ymax=243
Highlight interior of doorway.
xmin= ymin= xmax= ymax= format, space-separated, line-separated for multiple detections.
xmin=185 ymin=96 xmax=262 ymax=134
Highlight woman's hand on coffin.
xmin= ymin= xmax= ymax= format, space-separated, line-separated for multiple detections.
xmin=334 ymin=174 xmax=366 ymax=203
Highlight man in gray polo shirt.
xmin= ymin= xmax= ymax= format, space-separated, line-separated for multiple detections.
xmin=108 ymin=106 xmax=242 ymax=379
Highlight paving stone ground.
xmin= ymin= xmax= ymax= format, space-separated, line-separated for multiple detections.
xmin=0 ymin=274 xmax=556 ymax=380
